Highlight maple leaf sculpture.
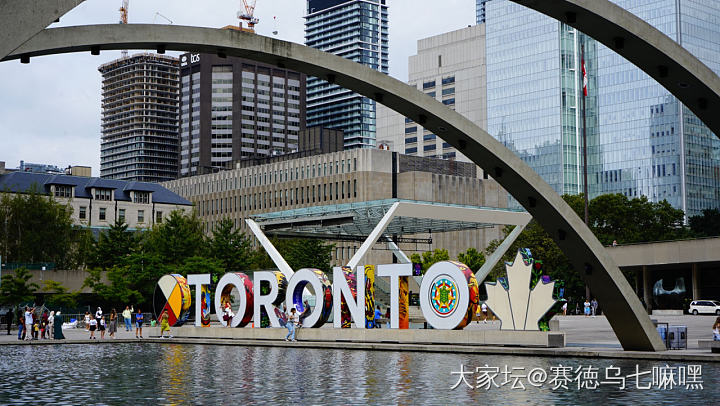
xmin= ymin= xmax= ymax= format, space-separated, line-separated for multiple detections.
xmin=484 ymin=250 xmax=557 ymax=330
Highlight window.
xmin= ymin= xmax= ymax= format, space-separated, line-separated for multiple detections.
xmin=54 ymin=185 xmax=72 ymax=198
xmin=138 ymin=210 xmax=145 ymax=223
xmin=79 ymin=206 xmax=87 ymax=220
xmin=99 ymin=208 xmax=106 ymax=221
xmin=424 ymin=144 xmax=437 ymax=151
xmin=95 ymin=188 xmax=112 ymax=201
xmin=405 ymin=126 xmax=417 ymax=134
xmin=134 ymin=191 xmax=150 ymax=204
xmin=156 ymin=211 xmax=163 ymax=224
xmin=442 ymin=98 xmax=455 ymax=105
xmin=423 ymin=80 xmax=435 ymax=89
xmin=405 ymin=147 xmax=417 ymax=154
xmin=442 ymin=87 xmax=455 ymax=96
xmin=442 ymin=76 xmax=455 ymax=85
xmin=405 ymin=136 xmax=417 ymax=144
xmin=423 ymin=134 xmax=436 ymax=141
xmin=118 ymin=209 xmax=126 ymax=223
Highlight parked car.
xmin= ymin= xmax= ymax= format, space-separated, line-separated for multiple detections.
xmin=688 ymin=300 xmax=720 ymax=315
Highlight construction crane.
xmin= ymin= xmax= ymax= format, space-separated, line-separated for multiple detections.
xmin=238 ymin=0 xmax=259 ymax=32
xmin=119 ymin=0 xmax=129 ymax=57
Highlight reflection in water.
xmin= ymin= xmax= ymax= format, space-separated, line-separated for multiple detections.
xmin=0 ymin=344 xmax=717 ymax=405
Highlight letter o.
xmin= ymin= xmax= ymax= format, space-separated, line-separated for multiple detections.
xmin=285 ymin=268 xmax=332 ymax=328
xmin=215 ymin=272 xmax=254 ymax=327
xmin=420 ymin=261 xmax=470 ymax=330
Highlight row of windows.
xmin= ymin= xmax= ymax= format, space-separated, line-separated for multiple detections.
xmin=78 ymin=206 xmax=162 ymax=224
xmin=199 ymin=180 xmax=359 ymax=216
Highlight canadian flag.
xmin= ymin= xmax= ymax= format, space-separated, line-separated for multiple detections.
xmin=582 ymin=57 xmax=588 ymax=97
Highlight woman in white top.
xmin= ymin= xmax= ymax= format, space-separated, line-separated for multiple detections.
xmin=48 ymin=311 xmax=55 ymax=339
xmin=713 ymin=317 xmax=720 ymax=341
xmin=223 ymin=303 xmax=234 ymax=328
xmin=88 ymin=318 xmax=97 ymax=339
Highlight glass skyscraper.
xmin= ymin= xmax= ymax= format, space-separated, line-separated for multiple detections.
xmin=476 ymin=0 xmax=490 ymax=24
xmin=485 ymin=1 xmax=596 ymax=199
xmin=305 ymin=0 xmax=389 ymax=149
xmin=483 ymin=0 xmax=720 ymax=216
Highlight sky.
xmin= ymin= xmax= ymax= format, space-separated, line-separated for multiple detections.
xmin=0 ymin=0 xmax=475 ymax=176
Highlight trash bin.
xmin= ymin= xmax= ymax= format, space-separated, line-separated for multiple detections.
xmin=656 ymin=323 xmax=669 ymax=349
xmin=668 ymin=325 xmax=687 ymax=350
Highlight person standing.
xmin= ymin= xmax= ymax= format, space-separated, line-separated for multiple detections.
xmin=135 ymin=308 xmax=144 ymax=339
xmin=160 ymin=313 xmax=172 ymax=338
xmin=481 ymin=302 xmax=489 ymax=323
xmin=713 ymin=317 xmax=720 ymax=341
xmin=99 ymin=316 xmax=106 ymax=339
xmin=5 ymin=309 xmax=13 ymax=335
xmin=108 ymin=309 xmax=117 ymax=339
xmin=562 ymin=302 xmax=568 ymax=316
xmin=222 ymin=302 xmax=234 ymax=328
xmin=41 ymin=310 xmax=49 ymax=339
xmin=53 ymin=311 xmax=65 ymax=340
xmin=48 ymin=311 xmax=55 ymax=339
xmin=285 ymin=308 xmax=297 ymax=342
xmin=88 ymin=317 xmax=97 ymax=339
xmin=83 ymin=312 xmax=91 ymax=331
xmin=591 ymin=298 xmax=598 ymax=318
xmin=374 ymin=305 xmax=382 ymax=328
xmin=17 ymin=315 xmax=24 ymax=341
xmin=583 ymin=299 xmax=591 ymax=317
xmin=95 ymin=307 xmax=103 ymax=327
xmin=122 ymin=306 xmax=133 ymax=332
xmin=24 ymin=307 xmax=33 ymax=341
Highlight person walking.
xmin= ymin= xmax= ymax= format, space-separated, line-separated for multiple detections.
xmin=285 ymin=308 xmax=298 ymax=342
xmin=583 ymin=299 xmax=591 ymax=317
xmin=135 ymin=308 xmax=144 ymax=339
xmin=5 ymin=309 xmax=13 ymax=335
xmin=108 ymin=309 xmax=117 ymax=339
xmin=591 ymin=298 xmax=598 ymax=317
xmin=160 ymin=313 xmax=172 ymax=338
xmin=122 ymin=306 xmax=133 ymax=332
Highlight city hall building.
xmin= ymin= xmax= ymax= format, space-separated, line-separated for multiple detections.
xmin=163 ymin=148 xmax=509 ymax=266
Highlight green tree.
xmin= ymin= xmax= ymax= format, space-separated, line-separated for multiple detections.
xmin=143 ymin=211 xmax=207 ymax=265
xmin=209 ymin=218 xmax=253 ymax=273
xmin=42 ymin=280 xmax=79 ymax=310
xmin=85 ymin=251 xmax=170 ymax=307
xmin=0 ymin=268 xmax=39 ymax=305
xmin=0 ymin=188 xmax=76 ymax=268
xmin=410 ymin=248 xmax=450 ymax=274
xmin=457 ymin=247 xmax=486 ymax=272
xmin=93 ymin=220 xmax=139 ymax=269
xmin=251 ymin=238 xmax=334 ymax=274
xmin=689 ymin=208 xmax=720 ymax=237
xmin=177 ymin=256 xmax=225 ymax=284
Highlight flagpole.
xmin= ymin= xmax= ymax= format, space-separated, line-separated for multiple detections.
xmin=581 ymin=43 xmax=589 ymax=226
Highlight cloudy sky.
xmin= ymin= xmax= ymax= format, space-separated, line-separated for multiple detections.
xmin=0 ymin=0 xmax=475 ymax=176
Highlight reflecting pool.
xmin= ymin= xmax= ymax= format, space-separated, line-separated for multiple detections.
xmin=0 ymin=343 xmax=717 ymax=404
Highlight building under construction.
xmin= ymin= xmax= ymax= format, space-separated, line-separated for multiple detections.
xmin=98 ymin=53 xmax=181 ymax=182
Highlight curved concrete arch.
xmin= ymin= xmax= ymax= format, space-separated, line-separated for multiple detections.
xmin=0 ymin=0 xmax=86 ymax=61
xmin=511 ymin=0 xmax=720 ymax=137
xmin=1 ymin=24 xmax=664 ymax=351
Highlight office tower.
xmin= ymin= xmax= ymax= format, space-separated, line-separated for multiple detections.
xmin=476 ymin=0 xmax=490 ymax=24
xmin=305 ymin=0 xmax=389 ymax=149
xmin=98 ymin=53 xmax=180 ymax=182
xmin=377 ymin=24 xmax=486 ymax=163
xmin=178 ymin=53 xmax=306 ymax=177
xmin=484 ymin=0 xmax=720 ymax=216
xmin=485 ymin=1 xmax=599 ymax=199
xmin=594 ymin=0 xmax=720 ymax=216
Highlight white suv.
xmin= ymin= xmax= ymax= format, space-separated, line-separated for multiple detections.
xmin=688 ymin=300 xmax=720 ymax=315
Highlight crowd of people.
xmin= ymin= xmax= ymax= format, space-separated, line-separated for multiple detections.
xmin=82 ymin=306 xmax=146 ymax=339
xmin=5 ymin=306 xmax=66 ymax=341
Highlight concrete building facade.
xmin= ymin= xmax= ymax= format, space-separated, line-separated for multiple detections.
xmin=376 ymin=24 xmax=487 ymax=165
xmin=0 ymin=171 xmax=192 ymax=231
xmin=98 ymin=53 xmax=180 ymax=183
xmin=305 ymin=0 xmax=389 ymax=149
xmin=163 ymin=149 xmax=507 ymax=266
xmin=178 ymin=53 xmax=306 ymax=177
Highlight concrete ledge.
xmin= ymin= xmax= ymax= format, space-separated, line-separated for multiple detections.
xmin=698 ymin=340 xmax=720 ymax=353
xmin=652 ymin=310 xmax=684 ymax=316
xmin=145 ymin=326 xmax=565 ymax=348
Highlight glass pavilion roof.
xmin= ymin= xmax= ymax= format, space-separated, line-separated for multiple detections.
xmin=250 ymin=199 xmax=527 ymax=239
